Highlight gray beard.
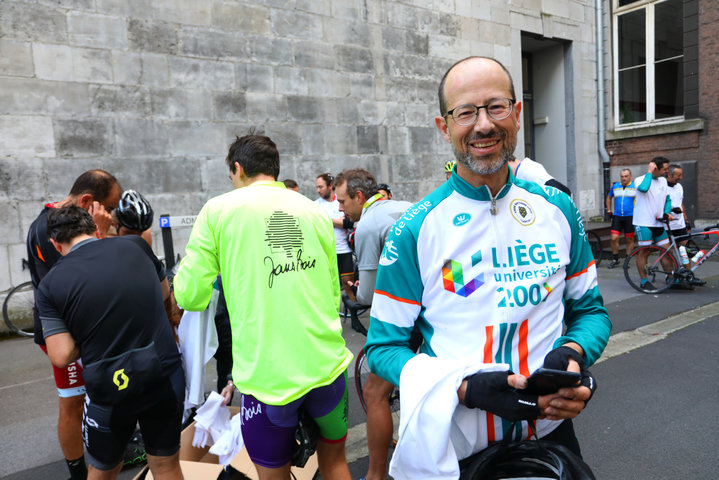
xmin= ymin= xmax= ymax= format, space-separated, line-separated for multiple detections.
xmin=452 ymin=144 xmax=511 ymax=175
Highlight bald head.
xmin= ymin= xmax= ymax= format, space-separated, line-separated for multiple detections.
xmin=438 ymin=56 xmax=517 ymax=115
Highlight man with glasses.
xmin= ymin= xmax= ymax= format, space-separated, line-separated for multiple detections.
xmin=26 ymin=169 xmax=121 ymax=480
xmin=315 ymin=173 xmax=356 ymax=301
xmin=365 ymin=56 xmax=610 ymax=476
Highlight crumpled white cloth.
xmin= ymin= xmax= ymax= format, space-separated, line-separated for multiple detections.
xmin=178 ymin=285 xmax=219 ymax=417
xmin=192 ymin=391 xmax=231 ymax=448
xmin=209 ymin=413 xmax=245 ymax=465
xmin=389 ymin=354 xmax=509 ymax=480
xmin=191 ymin=392 xmax=245 ymax=466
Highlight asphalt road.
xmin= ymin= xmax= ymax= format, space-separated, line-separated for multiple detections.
xmin=2 ymin=260 xmax=718 ymax=479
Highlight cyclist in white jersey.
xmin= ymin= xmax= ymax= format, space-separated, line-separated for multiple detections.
xmin=365 ymin=57 xmax=610 ymax=476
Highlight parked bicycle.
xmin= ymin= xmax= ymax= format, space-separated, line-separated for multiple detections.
xmin=2 ymin=260 xmax=34 ymax=337
xmin=586 ymin=230 xmax=603 ymax=267
xmin=623 ymin=219 xmax=719 ymax=293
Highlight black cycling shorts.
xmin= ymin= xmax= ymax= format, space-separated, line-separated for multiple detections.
xmin=337 ymin=252 xmax=354 ymax=278
xmin=610 ymin=215 xmax=634 ymax=236
xmin=83 ymin=366 xmax=185 ymax=470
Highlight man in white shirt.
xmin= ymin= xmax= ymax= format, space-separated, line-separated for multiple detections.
xmin=632 ymin=157 xmax=672 ymax=291
xmin=315 ymin=173 xmax=356 ymax=300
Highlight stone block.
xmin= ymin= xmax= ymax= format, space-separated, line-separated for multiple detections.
xmin=300 ymin=125 xmax=326 ymax=155
xmin=358 ymin=100 xmax=387 ymax=125
xmin=410 ymin=126 xmax=437 ymax=155
xmin=151 ymin=88 xmax=212 ymax=119
xmin=0 ymin=1 xmax=67 ymax=43
xmin=0 ymin=78 xmax=89 ymax=115
xmin=54 ymin=118 xmax=113 ymax=157
xmin=90 ymin=85 xmax=150 ymax=116
xmin=336 ymin=98 xmax=360 ymax=125
xmin=212 ymin=2 xmax=270 ymax=34
xmin=357 ymin=126 xmax=380 ymax=154
xmin=306 ymin=69 xmax=351 ymax=98
xmin=416 ymin=8 xmax=441 ymax=34
xmin=325 ymin=125 xmax=357 ymax=155
xmin=8 ymin=242 xmax=31 ymax=287
xmin=0 ymin=158 xmax=46 ymax=202
xmin=34 ymin=44 xmax=113 ymax=84
xmin=0 ymin=203 xmax=21 ymax=245
xmin=169 ymin=57 xmax=234 ymax=89
xmin=270 ymin=9 xmax=322 ymax=40
xmin=0 ymin=116 xmax=55 ymax=158
xmin=0 ymin=246 xmax=9 ymax=292
xmin=240 ymin=63 xmax=274 ymax=93
xmin=115 ymin=118 xmax=169 ymax=157
xmin=287 ymin=96 xmax=322 ymax=123
xmin=296 ymin=0 xmax=330 ymax=15
xmin=324 ymin=17 xmax=376 ymax=48
xmin=152 ymin=0 xmax=211 ymax=26
xmin=108 ymin=157 xmax=204 ymax=195
xmin=167 ymin=121 xmax=225 ymax=156
xmin=350 ymin=74 xmax=375 ymax=100
xmin=385 ymin=126 xmax=410 ymax=155
xmin=251 ymin=36 xmax=293 ymax=66
xmin=334 ymin=45 xmax=375 ymax=73
xmin=179 ymin=27 xmax=249 ymax=59
xmin=96 ymin=0 xmax=153 ymax=17
xmin=113 ymin=51 xmax=142 ymax=85
xmin=331 ymin=0 xmax=361 ymax=19
xmin=246 ymin=93 xmax=288 ymax=123
xmin=405 ymin=103 xmax=436 ymax=127
xmin=274 ymin=66 xmax=308 ymax=96
xmin=68 ymin=12 xmax=127 ymax=49
xmin=0 ymin=39 xmax=33 ymax=77
xmin=263 ymin=124 xmax=302 ymax=155
xmin=293 ymin=41 xmax=335 ymax=69
xmin=385 ymin=2 xmax=419 ymax=30
xmin=213 ymin=91 xmax=247 ymax=121
xmin=128 ymin=18 xmax=179 ymax=55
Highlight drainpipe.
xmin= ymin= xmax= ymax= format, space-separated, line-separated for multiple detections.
xmin=596 ymin=0 xmax=611 ymax=221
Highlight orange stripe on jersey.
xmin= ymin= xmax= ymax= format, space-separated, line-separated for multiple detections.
xmin=517 ymin=319 xmax=530 ymax=377
xmin=36 ymin=244 xmax=45 ymax=263
xmin=373 ymin=289 xmax=421 ymax=306
xmin=567 ymin=261 xmax=594 ymax=280
xmin=483 ymin=325 xmax=494 ymax=363
xmin=486 ymin=411 xmax=495 ymax=442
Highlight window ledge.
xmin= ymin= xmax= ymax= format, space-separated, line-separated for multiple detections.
xmin=606 ymin=118 xmax=705 ymax=141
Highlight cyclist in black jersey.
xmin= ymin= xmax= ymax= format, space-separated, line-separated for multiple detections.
xmin=37 ymin=206 xmax=183 ymax=480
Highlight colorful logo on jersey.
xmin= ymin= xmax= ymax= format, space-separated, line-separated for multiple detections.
xmin=510 ymin=199 xmax=535 ymax=226
xmin=379 ymin=239 xmax=399 ymax=266
xmin=442 ymin=249 xmax=484 ymax=297
xmin=113 ymin=369 xmax=129 ymax=391
xmin=453 ymin=213 xmax=471 ymax=227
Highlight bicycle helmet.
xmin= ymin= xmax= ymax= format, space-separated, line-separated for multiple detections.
xmin=445 ymin=160 xmax=457 ymax=173
xmin=115 ymin=190 xmax=154 ymax=232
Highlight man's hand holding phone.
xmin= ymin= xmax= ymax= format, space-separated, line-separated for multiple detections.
xmin=535 ymin=345 xmax=597 ymax=421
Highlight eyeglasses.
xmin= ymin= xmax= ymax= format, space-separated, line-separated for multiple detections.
xmin=444 ymin=98 xmax=515 ymax=126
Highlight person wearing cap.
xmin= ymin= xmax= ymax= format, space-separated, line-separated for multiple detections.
xmin=377 ymin=183 xmax=392 ymax=200
xmin=113 ymin=189 xmax=154 ymax=246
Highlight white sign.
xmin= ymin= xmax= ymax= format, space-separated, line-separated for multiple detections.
xmin=159 ymin=215 xmax=197 ymax=228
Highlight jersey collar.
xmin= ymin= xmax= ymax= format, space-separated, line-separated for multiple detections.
xmin=448 ymin=164 xmax=514 ymax=201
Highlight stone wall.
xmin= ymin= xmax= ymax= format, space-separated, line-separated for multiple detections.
xmin=0 ymin=0 xmax=600 ymax=292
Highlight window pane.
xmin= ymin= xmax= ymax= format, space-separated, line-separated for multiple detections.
xmin=655 ymin=0 xmax=683 ymax=60
xmin=655 ymin=59 xmax=683 ymax=118
xmin=618 ymin=10 xmax=646 ymax=69
xmin=619 ymin=0 xmax=642 ymax=6
xmin=619 ymin=67 xmax=646 ymax=124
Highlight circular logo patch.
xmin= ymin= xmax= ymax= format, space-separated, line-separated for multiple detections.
xmin=510 ymin=199 xmax=535 ymax=226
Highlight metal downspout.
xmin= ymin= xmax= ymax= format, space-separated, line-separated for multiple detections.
xmin=596 ymin=0 xmax=611 ymax=220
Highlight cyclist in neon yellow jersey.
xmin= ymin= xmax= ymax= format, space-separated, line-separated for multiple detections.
xmin=173 ymin=134 xmax=353 ymax=480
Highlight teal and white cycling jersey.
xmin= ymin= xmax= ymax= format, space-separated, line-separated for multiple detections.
xmin=366 ymin=168 xmax=611 ymax=389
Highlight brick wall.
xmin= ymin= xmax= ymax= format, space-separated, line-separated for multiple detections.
xmin=0 ymin=0 xmax=601 ymax=291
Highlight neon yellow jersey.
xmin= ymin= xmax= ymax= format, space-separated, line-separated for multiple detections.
xmin=174 ymin=181 xmax=353 ymax=405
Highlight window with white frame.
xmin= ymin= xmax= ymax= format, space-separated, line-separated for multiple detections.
xmin=613 ymin=0 xmax=683 ymax=126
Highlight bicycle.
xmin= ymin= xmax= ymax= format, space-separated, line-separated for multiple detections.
xmin=2 ymin=259 xmax=34 ymax=338
xmin=623 ymin=219 xmax=719 ymax=293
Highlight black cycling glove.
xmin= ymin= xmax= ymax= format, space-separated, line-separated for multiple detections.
xmin=542 ymin=346 xmax=597 ymax=401
xmin=464 ymin=371 xmax=539 ymax=422
xmin=342 ymin=216 xmax=354 ymax=230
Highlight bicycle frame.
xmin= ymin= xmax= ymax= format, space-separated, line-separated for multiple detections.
xmin=660 ymin=223 xmax=719 ymax=276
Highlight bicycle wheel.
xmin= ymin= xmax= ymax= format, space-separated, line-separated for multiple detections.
xmin=587 ymin=231 xmax=603 ymax=266
xmin=3 ymin=281 xmax=35 ymax=337
xmin=623 ymin=246 xmax=677 ymax=293
xmin=354 ymin=348 xmax=401 ymax=442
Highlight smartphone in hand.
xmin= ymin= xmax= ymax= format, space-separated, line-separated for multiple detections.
xmin=524 ymin=368 xmax=581 ymax=395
